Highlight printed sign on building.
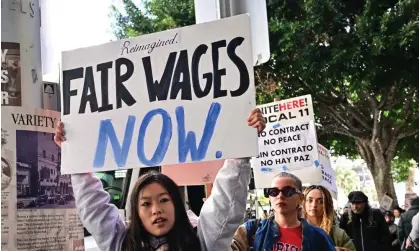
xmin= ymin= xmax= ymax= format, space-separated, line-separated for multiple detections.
xmin=1 ymin=107 xmax=85 ymax=251
xmin=1 ymin=42 xmax=21 ymax=106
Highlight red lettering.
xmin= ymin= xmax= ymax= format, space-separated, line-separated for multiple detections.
xmin=278 ymin=103 xmax=287 ymax=111
xmin=299 ymin=98 xmax=305 ymax=107
xmin=279 ymin=99 xmax=306 ymax=111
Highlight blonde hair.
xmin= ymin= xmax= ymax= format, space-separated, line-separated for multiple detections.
xmin=302 ymin=185 xmax=334 ymax=236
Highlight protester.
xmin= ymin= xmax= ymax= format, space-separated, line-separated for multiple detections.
xmin=393 ymin=206 xmax=405 ymax=225
xmin=302 ymin=185 xmax=355 ymax=251
xmin=406 ymin=213 xmax=419 ymax=249
xmin=261 ymin=210 xmax=268 ymax=219
xmin=230 ymin=172 xmax=335 ymax=251
xmin=54 ymin=108 xmax=266 ymax=251
xmin=384 ymin=211 xmax=400 ymax=251
xmin=399 ymin=197 xmax=419 ymax=249
xmin=339 ymin=191 xmax=391 ymax=251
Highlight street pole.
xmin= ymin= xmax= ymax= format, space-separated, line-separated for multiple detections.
xmin=198 ymin=0 xmax=271 ymax=199
xmin=1 ymin=0 xmax=43 ymax=108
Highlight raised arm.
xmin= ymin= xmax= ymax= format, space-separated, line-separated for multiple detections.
xmin=54 ymin=122 xmax=126 ymax=251
xmin=197 ymin=158 xmax=251 ymax=251
xmin=71 ymin=173 xmax=126 ymax=251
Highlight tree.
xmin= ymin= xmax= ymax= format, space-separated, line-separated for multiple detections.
xmin=335 ymin=166 xmax=360 ymax=196
xmin=110 ymin=0 xmax=194 ymax=40
xmin=256 ymin=0 xmax=419 ymax=206
xmin=111 ymin=0 xmax=419 ymax=206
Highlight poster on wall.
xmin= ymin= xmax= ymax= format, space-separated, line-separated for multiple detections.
xmin=60 ymin=14 xmax=257 ymax=174
xmin=1 ymin=107 xmax=85 ymax=251
xmin=1 ymin=42 xmax=22 ymax=106
xmin=252 ymin=95 xmax=322 ymax=188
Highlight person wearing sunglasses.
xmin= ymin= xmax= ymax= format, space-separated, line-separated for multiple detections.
xmin=302 ymin=185 xmax=355 ymax=251
xmin=230 ymin=172 xmax=335 ymax=251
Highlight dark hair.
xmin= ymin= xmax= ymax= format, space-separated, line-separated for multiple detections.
xmin=411 ymin=197 xmax=419 ymax=206
xmin=393 ymin=206 xmax=405 ymax=214
xmin=121 ymin=171 xmax=201 ymax=251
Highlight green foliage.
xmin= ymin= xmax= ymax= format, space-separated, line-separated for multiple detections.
xmin=110 ymin=0 xmax=419 ymax=184
xmin=260 ymin=0 xmax=419 ymax=172
xmin=110 ymin=0 xmax=194 ymax=39
xmin=392 ymin=157 xmax=416 ymax=182
xmin=335 ymin=166 xmax=360 ymax=196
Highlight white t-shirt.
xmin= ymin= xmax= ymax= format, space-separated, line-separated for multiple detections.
xmin=409 ymin=213 xmax=419 ymax=243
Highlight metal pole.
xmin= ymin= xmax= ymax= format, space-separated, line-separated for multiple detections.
xmin=219 ymin=0 xmax=232 ymax=18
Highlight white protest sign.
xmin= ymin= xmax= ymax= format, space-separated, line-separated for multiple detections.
xmin=380 ymin=195 xmax=393 ymax=211
xmin=60 ymin=14 xmax=257 ymax=174
xmin=252 ymin=95 xmax=321 ymax=188
xmin=317 ymin=144 xmax=338 ymax=196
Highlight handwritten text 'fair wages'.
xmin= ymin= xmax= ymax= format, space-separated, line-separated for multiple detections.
xmin=62 ymin=37 xmax=250 ymax=168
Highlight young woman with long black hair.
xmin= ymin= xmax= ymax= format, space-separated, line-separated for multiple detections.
xmin=54 ymin=108 xmax=265 ymax=251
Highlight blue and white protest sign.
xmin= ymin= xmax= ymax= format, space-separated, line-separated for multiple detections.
xmin=60 ymin=14 xmax=257 ymax=174
xmin=317 ymin=144 xmax=338 ymax=198
xmin=252 ymin=95 xmax=322 ymax=188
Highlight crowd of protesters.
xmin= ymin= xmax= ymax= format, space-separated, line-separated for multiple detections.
xmin=54 ymin=108 xmax=418 ymax=251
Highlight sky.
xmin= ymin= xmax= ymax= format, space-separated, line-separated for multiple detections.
xmin=40 ymin=0 xmax=131 ymax=79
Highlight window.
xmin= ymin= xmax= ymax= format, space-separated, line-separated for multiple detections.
xmin=84 ymin=169 xmax=132 ymax=237
xmin=42 ymin=150 xmax=46 ymax=158
xmin=94 ymin=170 xmax=132 ymax=209
xmin=52 ymin=154 xmax=55 ymax=162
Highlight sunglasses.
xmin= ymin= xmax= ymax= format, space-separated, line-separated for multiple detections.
xmin=267 ymin=186 xmax=301 ymax=197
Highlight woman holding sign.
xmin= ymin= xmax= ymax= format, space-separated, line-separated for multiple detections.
xmin=302 ymin=185 xmax=355 ymax=251
xmin=54 ymin=108 xmax=265 ymax=251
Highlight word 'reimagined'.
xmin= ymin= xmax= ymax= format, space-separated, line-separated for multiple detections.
xmin=62 ymin=37 xmax=249 ymax=116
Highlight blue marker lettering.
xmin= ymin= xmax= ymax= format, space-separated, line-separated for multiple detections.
xmin=93 ymin=116 xmax=136 ymax=168
xmin=137 ymin=109 xmax=172 ymax=166
xmin=176 ymin=102 xmax=221 ymax=163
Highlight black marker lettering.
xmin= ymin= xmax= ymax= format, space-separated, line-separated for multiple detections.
xmin=143 ymin=52 xmax=177 ymax=102
xmin=97 ymin=61 xmax=114 ymax=112
xmin=62 ymin=67 xmax=83 ymax=115
xmin=192 ymin=44 xmax=212 ymax=98
xmin=79 ymin=67 xmax=99 ymax=114
xmin=228 ymin=37 xmax=249 ymax=97
xmin=115 ymin=58 xmax=136 ymax=108
xmin=170 ymin=50 xmax=192 ymax=100
xmin=211 ymin=40 xmax=227 ymax=98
